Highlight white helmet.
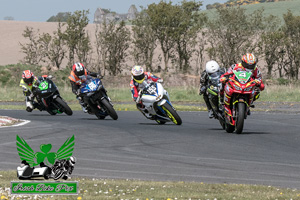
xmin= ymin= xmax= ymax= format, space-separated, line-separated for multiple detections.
xmin=131 ymin=65 xmax=145 ymax=83
xmin=69 ymin=156 xmax=77 ymax=166
xmin=205 ymin=60 xmax=220 ymax=74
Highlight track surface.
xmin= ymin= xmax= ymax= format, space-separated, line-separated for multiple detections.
xmin=1 ymin=110 xmax=300 ymax=188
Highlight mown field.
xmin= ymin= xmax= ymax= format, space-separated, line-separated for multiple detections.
xmin=1 ymin=171 xmax=300 ymax=200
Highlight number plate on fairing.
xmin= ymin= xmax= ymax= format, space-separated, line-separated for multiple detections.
xmin=234 ymin=71 xmax=252 ymax=84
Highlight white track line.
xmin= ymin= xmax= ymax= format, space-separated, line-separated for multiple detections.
xmin=0 ymin=119 xmax=30 ymax=128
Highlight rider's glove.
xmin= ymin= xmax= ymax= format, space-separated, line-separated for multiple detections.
xmin=253 ymin=79 xmax=261 ymax=87
xmin=199 ymin=86 xmax=206 ymax=95
xmin=220 ymin=77 xmax=228 ymax=83
xmin=157 ymin=79 xmax=163 ymax=83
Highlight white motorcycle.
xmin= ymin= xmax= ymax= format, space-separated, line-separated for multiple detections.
xmin=136 ymin=80 xmax=182 ymax=125
xmin=17 ymin=161 xmax=51 ymax=180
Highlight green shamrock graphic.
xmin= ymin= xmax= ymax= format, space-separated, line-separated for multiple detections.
xmin=16 ymin=135 xmax=75 ymax=167
xmin=35 ymin=144 xmax=57 ymax=165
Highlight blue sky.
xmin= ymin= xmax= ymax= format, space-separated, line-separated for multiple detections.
xmin=0 ymin=0 xmax=227 ymax=22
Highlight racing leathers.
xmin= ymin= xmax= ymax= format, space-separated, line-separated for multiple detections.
xmin=130 ymin=72 xmax=162 ymax=110
xmin=219 ymin=63 xmax=265 ymax=108
xmin=199 ymin=68 xmax=225 ymax=118
xmin=19 ymin=77 xmax=42 ymax=112
xmin=68 ymin=68 xmax=99 ymax=112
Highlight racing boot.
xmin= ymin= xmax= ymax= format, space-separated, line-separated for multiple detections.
xmin=208 ymin=109 xmax=214 ymax=118
xmin=78 ymin=97 xmax=88 ymax=113
xmin=25 ymin=101 xmax=34 ymax=112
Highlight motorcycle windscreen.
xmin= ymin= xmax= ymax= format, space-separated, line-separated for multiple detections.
xmin=81 ymin=78 xmax=101 ymax=93
xmin=233 ymin=70 xmax=252 ymax=84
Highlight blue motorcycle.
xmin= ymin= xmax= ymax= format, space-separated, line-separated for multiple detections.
xmin=80 ymin=76 xmax=118 ymax=120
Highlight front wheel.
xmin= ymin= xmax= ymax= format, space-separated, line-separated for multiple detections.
xmin=236 ymin=102 xmax=245 ymax=134
xmin=55 ymin=97 xmax=73 ymax=116
xmin=53 ymin=169 xmax=65 ymax=180
xmin=225 ymin=123 xmax=235 ymax=133
xmin=161 ymin=103 xmax=182 ymax=125
xmin=101 ymin=98 xmax=118 ymax=120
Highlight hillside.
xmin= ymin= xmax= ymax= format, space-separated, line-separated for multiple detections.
xmin=203 ymin=0 xmax=300 ymax=21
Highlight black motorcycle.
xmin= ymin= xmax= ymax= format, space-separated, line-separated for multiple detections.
xmin=206 ymin=71 xmax=225 ymax=129
xmin=35 ymin=77 xmax=73 ymax=116
xmin=80 ymin=75 xmax=118 ymax=120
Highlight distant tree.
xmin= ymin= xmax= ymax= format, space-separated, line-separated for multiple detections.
xmin=206 ymin=7 xmax=264 ymax=68
xmin=146 ymin=1 xmax=177 ymax=72
xmin=171 ymin=0 xmax=206 ymax=73
xmin=47 ymin=12 xmax=71 ymax=22
xmin=258 ymin=15 xmax=284 ymax=78
xmin=20 ymin=27 xmax=43 ymax=65
xmin=131 ymin=9 xmax=157 ymax=72
xmin=282 ymin=10 xmax=300 ymax=79
xmin=38 ymin=22 xmax=66 ymax=69
xmin=95 ymin=20 xmax=131 ymax=75
xmin=62 ymin=10 xmax=91 ymax=67
xmin=4 ymin=16 xmax=14 ymax=20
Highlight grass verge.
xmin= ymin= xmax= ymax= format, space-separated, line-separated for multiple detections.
xmin=0 ymin=171 xmax=299 ymax=200
xmin=2 ymin=84 xmax=300 ymax=103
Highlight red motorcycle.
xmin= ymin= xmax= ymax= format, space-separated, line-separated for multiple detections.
xmin=222 ymin=70 xmax=258 ymax=134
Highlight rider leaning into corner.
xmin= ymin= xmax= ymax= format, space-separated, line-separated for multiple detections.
xmin=199 ymin=60 xmax=225 ymax=118
xmin=19 ymin=70 xmax=51 ymax=112
xmin=219 ymin=53 xmax=265 ymax=115
xmin=68 ymin=62 xmax=100 ymax=112
xmin=130 ymin=65 xmax=163 ymax=111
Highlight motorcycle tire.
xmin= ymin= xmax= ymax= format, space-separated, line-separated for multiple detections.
xmin=55 ymin=97 xmax=73 ymax=116
xmin=155 ymin=120 xmax=166 ymax=124
xmin=100 ymin=98 xmax=118 ymax=120
xmin=53 ymin=169 xmax=65 ymax=180
xmin=236 ymin=102 xmax=245 ymax=134
xmin=46 ymin=109 xmax=57 ymax=115
xmin=161 ymin=103 xmax=182 ymax=125
xmin=95 ymin=113 xmax=106 ymax=120
xmin=225 ymin=123 xmax=235 ymax=133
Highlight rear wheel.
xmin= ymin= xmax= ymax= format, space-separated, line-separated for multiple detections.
xmin=55 ymin=97 xmax=73 ymax=116
xmin=101 ymin=98 xmax=118 ymax=120
xmin=236 ymin=102 xmax=245 ymax=134
xmin=219 ymin=119 xmax=225 ymax=130
xmin=161 ymin=103 xmax=182 ymax=125
xmin=155 ymin=120 xmax=166 ymax=125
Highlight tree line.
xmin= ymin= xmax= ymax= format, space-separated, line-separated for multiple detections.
xmin=20 ymin=1 xmax=300 ymax=79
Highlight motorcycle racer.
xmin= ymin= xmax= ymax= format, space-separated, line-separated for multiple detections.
xmin=199 ymin=60 xmax=225 ymax=118
xmin=130 ymin=65 xmax=163 ymax=111
xmin=19 ymin=70 xmax=44 ymax=112
xmin=68 ymin=62 xmax=99 ymax=112
xmin=219 ymin=53 xmax=265 ymax=113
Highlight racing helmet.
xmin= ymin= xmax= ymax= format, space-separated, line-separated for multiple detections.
xmin=241 ymin=53 xmax=257 ymax=70
xmin=22 ymin=70 xmax=35 ymax=86
xmin=72 ymin=62 xmax=85 ymax=77
xmin=205 ymin=60 xmax=220 ymax=75
xmin=131 ymin=65 xmax=145 ymax=83
xmin=68 ymin=156 xmax=77 ymax=167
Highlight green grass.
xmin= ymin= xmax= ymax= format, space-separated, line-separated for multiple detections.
xmin=203 ymin=0 xmax=300 ymax=23
xmin=0 ymin=171 xmax=299 ymax=200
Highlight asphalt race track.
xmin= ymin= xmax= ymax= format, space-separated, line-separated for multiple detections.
xmin=1 ymin=110 xmax=300 ymax=188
